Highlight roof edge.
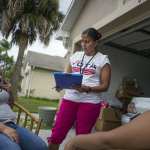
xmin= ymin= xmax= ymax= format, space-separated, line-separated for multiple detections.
xmin=60 ymin=0 xmax=86 ymax=32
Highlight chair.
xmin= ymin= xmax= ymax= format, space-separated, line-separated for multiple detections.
xmin=14 ymin=102 xmax=42 ymax=135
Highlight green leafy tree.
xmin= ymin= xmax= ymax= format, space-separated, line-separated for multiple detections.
xmin=0 ymin=0 xmax=63 ymax=98
xmin=0 ymin=39 xmax=14 ymax=79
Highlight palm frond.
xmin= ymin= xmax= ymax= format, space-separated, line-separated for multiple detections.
xmin=38 ymin=0 xmax=58 ymax=13
xmin=28 ymin=27 xmax=37 ymax=45
xmin=1 ymin=11 xmax=12 ymax=37
xmin=0 ymin=39 xmax=12 ymax=50
xmin=8 ymin=0 xmax=26 ymax=17
xmin=0 ymin=0 xmax=8 ymax=12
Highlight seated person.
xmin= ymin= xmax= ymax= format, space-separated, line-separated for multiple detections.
xmin=65 ymin=110 xmax=150 ymax=150
xmin=116 ymin=76 xmax=143 ymax=113
xmin=0 ymin=72 xmax=48 ymax=150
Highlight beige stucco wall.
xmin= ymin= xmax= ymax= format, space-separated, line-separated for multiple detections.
xmin=21 ymin=68 xmax=64 ymax=99
xmin=21 ymin=64 xmax=31 ymax=96
xmin=70 ymin=0 xmax=148 ymax=44
xmin=71 ymin=0 xmax=118 ymax=41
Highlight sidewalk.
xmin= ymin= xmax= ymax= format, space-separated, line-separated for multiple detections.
xmin=39 ymin=128 xmax=75 ymax=150
xmin=32 ymin=113 xmax=75 ymax=150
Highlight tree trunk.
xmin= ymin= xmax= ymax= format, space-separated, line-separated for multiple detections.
xmin=10 ymin=35 xmax=27 ymax=100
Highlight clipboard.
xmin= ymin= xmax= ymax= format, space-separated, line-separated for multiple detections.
xmin=53 ymin=72 xmax=83 ymax=89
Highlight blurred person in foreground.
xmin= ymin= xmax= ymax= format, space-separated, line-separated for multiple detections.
xmin=0 ymin=70 xmax=48 ymax=150
xmin=65 ymin=110 xmax=150 ymax=150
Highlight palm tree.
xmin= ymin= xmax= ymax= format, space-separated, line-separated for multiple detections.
xmin=0 ymin=0 xmax=63 ymax=98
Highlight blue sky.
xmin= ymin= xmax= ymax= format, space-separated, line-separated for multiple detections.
xmin=1 ymin=0 xmax=72 ymax=60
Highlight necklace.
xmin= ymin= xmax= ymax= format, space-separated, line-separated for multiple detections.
xmin=80 ymin=52 xmax=97 ymax=74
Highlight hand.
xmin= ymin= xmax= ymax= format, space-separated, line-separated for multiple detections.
xmin=3 ymin=126 xmax=19 ymax=143
xmin=127 ymin=102 xmax=137 ymax=113
xmin=73 ymin=85 xmax=91 ymax=93
xmin=55 ymin=86 xmax=63 ymax=92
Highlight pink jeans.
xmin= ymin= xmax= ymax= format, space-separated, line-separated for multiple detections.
xmin=48 ymin=98 xmax=101 ymax=144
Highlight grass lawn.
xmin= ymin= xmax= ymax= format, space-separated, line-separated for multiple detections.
xmin=15 ymin=97 xmax=59 ymax=113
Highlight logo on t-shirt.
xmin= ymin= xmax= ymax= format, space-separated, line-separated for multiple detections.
xmin=72 ymin=61 xmax=96 ymax=75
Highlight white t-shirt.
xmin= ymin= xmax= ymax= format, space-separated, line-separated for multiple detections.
xmin=64 ymin=51 xmax=110 ymax=104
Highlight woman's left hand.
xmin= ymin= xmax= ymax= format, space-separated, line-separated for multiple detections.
xmin=2 ymin=125 xmax=19 ymax=143
xmin=73 ymin=85 xmax=91 ymax=93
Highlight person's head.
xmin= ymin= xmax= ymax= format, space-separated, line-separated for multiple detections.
xmin=122 ymin=77 xmax=137 ymax=88
xmin=81 ymin=28 xmax=102 ymax=55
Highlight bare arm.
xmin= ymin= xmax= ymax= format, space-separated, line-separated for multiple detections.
xmin=65 ymin=111 xmax=150 ymax=150
xmin=0 ymin=123 xmax=19 ymax=143
xmin=106 ymin=111 xmax=150 ymax=149
xmin=91 ymin=64 xmax=111 ymax=92
xmin=65 ymin=132 xmax=110 ymax=150
xmin=0 ymin=123 xmax=7 ymax=132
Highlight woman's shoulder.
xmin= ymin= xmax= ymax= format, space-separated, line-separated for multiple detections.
xmin=96 ymin=52 xmax=108 ymax=59
xmin=96 ymin=52 xmax=110 ymax=65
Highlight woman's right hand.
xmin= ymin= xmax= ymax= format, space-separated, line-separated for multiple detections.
xmin=55 ymin=86 xmax=63 ymax=92
xmin=3 ymin=126 xmax=19 ymax=143
xmin=73 ymin=85 xmax=91 ymax=93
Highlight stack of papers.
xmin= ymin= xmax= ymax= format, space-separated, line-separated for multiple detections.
xmin=53 ymin=72 xmax=83 ymax=89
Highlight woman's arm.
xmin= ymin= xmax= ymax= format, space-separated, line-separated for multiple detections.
xmin=65 ymin=111 xmax=150 ymax=150
xmin=65 ymin=132 xmax=110 ymax=150
xmin=90 ymin=63 xmax=111 ymax=92
xmin=0 ymin=123 xmax=7 ymax=132
xmin=0 ymin=123 xmax=19 ymax=143
xmin=106 ymin=111 xmax=150 ymax=149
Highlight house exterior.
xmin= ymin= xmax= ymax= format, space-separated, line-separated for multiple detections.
xmin=58 ymin=0 xmax=150 ymax=100
xmin=21 ymin=51 xmax=67 ymax=99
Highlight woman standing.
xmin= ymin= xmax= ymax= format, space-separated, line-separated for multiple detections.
xmin=48 ymin=28 xmax=111 ymax=150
